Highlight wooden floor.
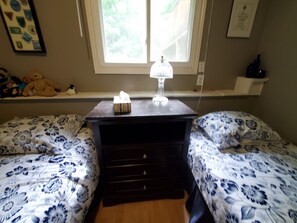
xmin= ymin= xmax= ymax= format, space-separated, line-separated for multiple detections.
xmin=93 ymin=197 xmax=189 ymax=223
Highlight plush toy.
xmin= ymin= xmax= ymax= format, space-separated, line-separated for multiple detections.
xmin=0 ymin=68 xmax=9 ymax=98
xmin=23 ymin=72 xmax=61 ymax=97
xmin=66 ymin=84 xmax=77 ymax=95
xmin=18 ymin=75 xmax=32 ymax=95
xmin=0 ymin=67 xmax=22 ymax=98
xmin=5 ymin=78 xmax=21 ymax=97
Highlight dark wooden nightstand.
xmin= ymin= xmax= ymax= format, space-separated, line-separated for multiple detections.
xmin=86 ymin=99 xmax=197 ymax=206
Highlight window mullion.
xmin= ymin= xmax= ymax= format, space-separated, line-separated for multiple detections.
xmin=147 ymin=0 xmax=151 ymax=64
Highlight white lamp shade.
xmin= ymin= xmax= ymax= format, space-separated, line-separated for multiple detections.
xmin=150 ymin=57 xmax=173 ymax=79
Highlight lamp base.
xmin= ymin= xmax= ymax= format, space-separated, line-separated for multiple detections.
xmin=152 ymin=96 xmax=168 ymax=103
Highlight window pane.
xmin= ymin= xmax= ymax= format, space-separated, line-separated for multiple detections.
xmin=150 ymin=0 xmax=194 ymax=62
xmin=100 ymin=0 xmax=146 ymax=63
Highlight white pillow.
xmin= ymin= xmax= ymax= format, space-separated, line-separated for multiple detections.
xmin=193 ymin=111 xmax=281 ymax=150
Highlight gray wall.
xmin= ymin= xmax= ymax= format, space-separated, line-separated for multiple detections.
xmin=3 ymin=0 xmax=295 ymax=144
xmin=202 ymin=0 xmax=269 ymax=90
xmin=0 ymin=0 xmax=269 ymax=92
xmin=250 ymin=0 xmax=297 ymax=144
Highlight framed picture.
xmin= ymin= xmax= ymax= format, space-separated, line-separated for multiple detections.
xmin=0 ymin=0 xmax=46 ymax=53
xmin=227 ymin=0 xmax=259 ymax=38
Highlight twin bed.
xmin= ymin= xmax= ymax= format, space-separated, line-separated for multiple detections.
xmin=0 ymin=111 xmax=296 ymax=223
xmin=187 ymin=111 xmax=297 ymax=223
xmin=0 ymin=114 xmax=99 ymax=223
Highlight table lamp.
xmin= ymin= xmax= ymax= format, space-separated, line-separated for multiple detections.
xmin=150 ymin=56 xmax=173 ymax=103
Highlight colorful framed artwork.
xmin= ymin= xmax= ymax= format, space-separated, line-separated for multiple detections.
xmin=227 ymin=0 xmax=259 ymax=38
xmin=0 ymin=0 xmax=46 ymax=53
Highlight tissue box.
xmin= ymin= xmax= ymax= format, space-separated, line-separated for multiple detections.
xmin=113 ymin=96 xmax=131 ymax=113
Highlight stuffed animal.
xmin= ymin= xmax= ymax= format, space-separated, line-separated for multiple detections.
xmin=18 ymin=75 xmax=32 ymax=95
xmin=0 ymin=68 xmax=9 ymax=98
xmin=0 ymin=67 xmax=22 ymax=98
xmin=66 ymin=84 xmax=77 ymax=95
xmin=23 ymin=72 xmax=61 ymax=97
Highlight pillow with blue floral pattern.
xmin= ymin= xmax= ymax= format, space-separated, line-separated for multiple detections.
xmin=0 ymin=114 xmax=85 ymax=154
xmin=193 ymin=111 xmax=281 ymax=150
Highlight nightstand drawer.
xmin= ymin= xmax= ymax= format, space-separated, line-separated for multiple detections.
xmin=104 ymin=144 xmax=182 ymax=165
xmin=106 ymin=163 xmax=180 ymax=180
xmin=106 ymin=177 xmax=182 ymax=195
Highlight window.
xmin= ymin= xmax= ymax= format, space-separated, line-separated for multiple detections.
xmin=84 ymin=0 xmax=207 ymax=74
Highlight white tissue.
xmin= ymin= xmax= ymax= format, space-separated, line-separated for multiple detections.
xmin=114 ymin=91 xmax=131 ymax=103
xmin=119 ymin=91 xmax=130 ymax=101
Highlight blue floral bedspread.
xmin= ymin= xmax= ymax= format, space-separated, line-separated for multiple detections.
xmin=0 ymin=128 xmax=99 ymax=223
xmin=188 ymin=128 xmax=297 ymax=223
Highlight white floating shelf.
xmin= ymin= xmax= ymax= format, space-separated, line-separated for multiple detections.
xmin=0 ymin=90 xmax=260 ymax=101
xmin=0 ymin=77 xmax=269 ymax=101
xmin=235 ymin=77 xmax=269 ymax=95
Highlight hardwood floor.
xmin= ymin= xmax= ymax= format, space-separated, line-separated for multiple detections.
xmin=93 ymin=197 xmax=189 ymax=223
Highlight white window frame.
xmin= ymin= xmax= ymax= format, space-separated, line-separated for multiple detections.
xmin=84 ymin=0 xmax=207 ymax=75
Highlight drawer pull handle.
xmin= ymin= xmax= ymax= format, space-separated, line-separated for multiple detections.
xmin=143 ymin=154 xmax=148 ymax=159
xmin=143 ymin=170 xmax=147 ymax=175
xmin=143 ymin=185 xmax=147 ymax=190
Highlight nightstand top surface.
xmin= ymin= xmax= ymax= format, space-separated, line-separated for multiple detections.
xmin=86 ymin=99 xmax=197 ymax=120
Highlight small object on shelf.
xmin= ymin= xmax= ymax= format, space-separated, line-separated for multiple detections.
xmin=66 ymin=84 xmax=77 ymax=95
xmin=113 ymin=91 xmax=131 ymax=113
xmin=22 ymin=72 xmax=61 ymax=97
xmin=256 ymin=69 xmax=266 ymax=79
xmin=19 ymin=75 xmax=32 ymax=95
xmin=0 ymin=67 xmax=22 ymax=98
xmin=245 ymin=54 xmax=266 ymax=78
